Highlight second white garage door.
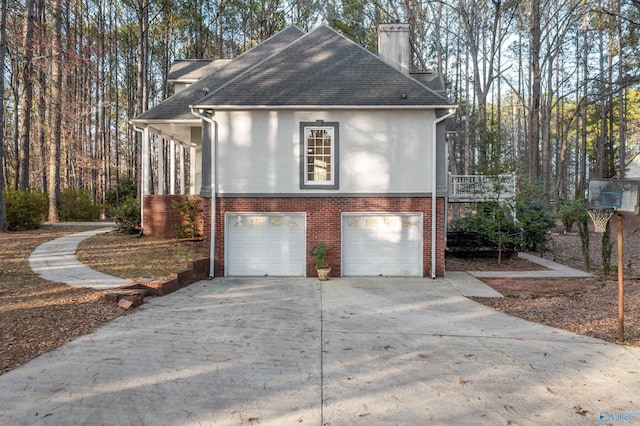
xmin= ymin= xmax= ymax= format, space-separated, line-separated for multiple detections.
xmin=342 ymin=213 xmax=423 ymax=277
xmin=225 ymin=213 xmax=306 ymax=276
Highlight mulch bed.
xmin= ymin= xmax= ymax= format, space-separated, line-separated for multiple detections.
xmin=472 ymin=276 xmax=640 ymax=346
xmin=478 ymin=277 xmax=604 ymax=297
xmin=446 ymin=254 xmax=549 ymax=272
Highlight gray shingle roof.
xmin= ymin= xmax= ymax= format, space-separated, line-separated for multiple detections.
xmin=133 ymin=26 xmax=306 ymax=122
xmin=134 ymin=25 xmax=452 ymax=124
xmin=410 ymin=72 xmax=447 ymax=98
xmin=196 ymin=25 xmax=451 ymax=108
xmin=168 ymin=59 xmax=232 ymax=83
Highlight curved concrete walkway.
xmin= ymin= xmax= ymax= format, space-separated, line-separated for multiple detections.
xmin=29 ymin=226 xmax=131 ymax=289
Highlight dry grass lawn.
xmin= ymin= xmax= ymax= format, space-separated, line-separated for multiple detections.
xmin=76 ymin=231 xmax=209 ymax=281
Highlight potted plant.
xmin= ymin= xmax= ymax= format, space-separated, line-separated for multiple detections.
xmin=310 ymin=242 xmax=331 ymax=281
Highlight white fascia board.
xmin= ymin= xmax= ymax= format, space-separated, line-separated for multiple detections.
xmin=167 ymin=79 xmax=199 ymax=84
xmin=129 ymin=118 xmax=200 ymax=126
xmin=191 ymin=104 xmax=457 ymax=111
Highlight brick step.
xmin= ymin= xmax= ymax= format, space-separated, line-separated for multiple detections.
xmin=102 ymin=257 xmax=210 ymax=309
xmin=103 ymin=288 xmax=147 ymax=310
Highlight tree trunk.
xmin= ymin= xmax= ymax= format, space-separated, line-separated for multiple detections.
xmin=19 ymin=0 xmax=36 ymax=189
xmin=0 ymin=0 xmax=8 ymax=231
xmin=527 ymin=0 xmax=541 ymax=183
xmin=577 ymin=12 xmax=589 ymax=198
xmin=541 ymin=23 xmax=553 ymax=197
xmin=135 ymin=0 xmax=149 ymax=195
xmin=617 ymin=0 xmax=626 ymax=178
xmin=48 ymin=0 xmax=63 ymax=222
xmin=36 ymin=0 xmax=47 ymax=192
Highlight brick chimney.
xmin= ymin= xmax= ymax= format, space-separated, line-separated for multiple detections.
xmin=377 ymin=23 xmax=411 ymax=74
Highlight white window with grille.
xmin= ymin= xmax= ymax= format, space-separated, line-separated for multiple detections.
xmin=300 ymin=121 xmax=339 ymax=189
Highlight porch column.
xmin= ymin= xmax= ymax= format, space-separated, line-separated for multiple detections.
xmin=140 ymin=126 xmax=151 ymax=232
xmin=169 ymin=139 xmax=176 ymax=195
xmin=190 ymin=126 xmax=202 ymax=195
xmin=190 ymin=145 xmax=197 ymax=195
xmin=141 ymin=127 xmax=151 ymax=195
xmin=179 ymin=143 xmax=186 ymax=195
xmin=157 ymin=138 xmax=165 ymax=195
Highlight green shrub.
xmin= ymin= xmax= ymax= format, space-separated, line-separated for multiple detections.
xmin=58 ymin=187 xmax=102 ymax=221
xmin=110 ymin=196 xmax=141 ymax=234
xmin=310 ymin=242 xmax=329 ymax=268
xmin=105 ymin=177 xmax=138 ymax=210
xmin=5 ymin=189 xmax=48 ymax=231
xmin=557 ymin=198 xmax=588 ymax=232
xmin=516 ymin=200 xmax=555 ymax=252
xmin=449 ymin=202 xmax=522 ymax=262
xmin=172 ymin=197 xmax=203 ymax=240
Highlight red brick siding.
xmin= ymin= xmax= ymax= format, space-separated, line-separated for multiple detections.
xmin=200 ymin=196 xmax=445 ymax=278
xmin=143 ymin=195 xmax=204 ymax=238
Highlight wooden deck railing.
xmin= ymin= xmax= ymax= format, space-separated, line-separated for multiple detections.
xmin=449 ymin=174 xmax=516 ymax=202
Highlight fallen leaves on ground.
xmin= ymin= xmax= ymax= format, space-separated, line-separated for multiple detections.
xmin=0 ymin=225 xmax=209 ymax=375
xmin=473 ymin=277 xmax=640 ymax=346
xmin=0 ymin=226 xmax=123 ymax=375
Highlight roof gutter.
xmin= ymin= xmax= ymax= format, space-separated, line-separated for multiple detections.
xmin=191 ymin=104 xmax=456 ymax=111
xmin=190 ymin=107 xmax=217 ymax=279
xmin=431 ymin=110 xmax=455 ymax=279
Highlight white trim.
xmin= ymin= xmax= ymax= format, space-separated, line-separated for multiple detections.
xmin=191 ymin=104 xmax=456 ymax=111
xmin=169 ymin=139 xmax=176 ymax=195
xmin=132 ymin=126 xmax=146 ymax=233
xmin=167 ymin=79 xmax=199 ymax=84
xmin=303 ymin=126 xmax=335 ymax=186
xmin=179 ymin=143 xmax=186 ymax=195
xmin=130 ymin=118 xmax=200 ymax=126
xmin=189 ymin=145 xmax=196 ymax=195
xmin=157 ymin=138 xmax=164 ymax=195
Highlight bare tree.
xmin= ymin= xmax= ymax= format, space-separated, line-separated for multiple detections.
xmin=453 ymin=0 xmax=516 ymax=171
xmin=48 ymin=0 xmax=63 ymax=222
xmin=527 ymin=0 xmax=541 ymax=183
xmin=617 ymin=0 xmax=626 ymax=178
xmin=18 ymin=0 xmax=36 ymax=189
xmin=0 ymin=0 xmax=8 ymax=231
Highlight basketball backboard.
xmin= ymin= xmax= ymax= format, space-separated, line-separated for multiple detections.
xmin=588 ymin=179 xmax=640 ymax=215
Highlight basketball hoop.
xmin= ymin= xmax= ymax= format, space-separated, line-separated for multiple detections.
xmin=587 ymin=208 xmax=614 ymax=233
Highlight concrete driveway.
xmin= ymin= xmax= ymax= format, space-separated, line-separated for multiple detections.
xmin=1 ymin=277 xmax=638 ymax=425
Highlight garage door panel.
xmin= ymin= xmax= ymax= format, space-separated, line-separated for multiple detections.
xmin=226 ymin=213 xmax=306 ymax=276
xmin=342 ymin=214 xmax=422 ymax=277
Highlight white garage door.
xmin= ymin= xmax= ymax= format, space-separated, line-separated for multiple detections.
xmin=342 ymin=213 xmax=423 ymax=277
xmin=225 ymin=213 xmax=306 ymax=276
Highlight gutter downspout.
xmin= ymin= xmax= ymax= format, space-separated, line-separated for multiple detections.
xmin=191 ymin=108 xmax=216 ymax=278
xmin=431 ymin=110 xmax=455 ymax=279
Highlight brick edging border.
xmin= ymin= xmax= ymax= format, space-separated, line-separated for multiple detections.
xmin=103 ymin=257 xmax=210 ymax=309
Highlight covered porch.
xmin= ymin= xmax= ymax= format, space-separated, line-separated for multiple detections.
xmin=135 ymin=119 xmax=209 ymax=237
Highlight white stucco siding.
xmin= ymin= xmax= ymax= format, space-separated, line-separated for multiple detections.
xmin=215 ymin=109 xmax=436 ymax=194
